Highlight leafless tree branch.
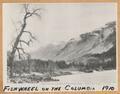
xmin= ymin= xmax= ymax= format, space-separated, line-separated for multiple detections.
xmin=20 ymin=40 xmax=29 ymax=46
xmin=26 ymin=8 xmax=42 ymax=18
xmin=23 ymin=31 xmax=36 ymax=40
xmin=24 ymin=4 xmax=29 ymax=13
xmin=16 ymin=48 xmax=21 ymax=59
xmin=16 ymin=47 xmax=26 ymax=55
xmin=19 ymin=39 xmax=32 ymax=46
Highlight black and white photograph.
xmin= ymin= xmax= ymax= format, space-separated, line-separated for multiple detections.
xmin=3 ymin=3 xmax=117 ymax=91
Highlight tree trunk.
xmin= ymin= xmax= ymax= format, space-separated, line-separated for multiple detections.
xmin=9 ymin=56 xmax=14 ymax=78
xmin=9 ymin=15 xmax=27 ymax=78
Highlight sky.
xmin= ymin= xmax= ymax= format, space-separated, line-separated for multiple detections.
xmin=3 ymin=3 xmax=117 ymax=53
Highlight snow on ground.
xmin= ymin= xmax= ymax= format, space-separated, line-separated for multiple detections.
xmin=6 ymin=70 xmax=117 ymax=91
xmin=53 ymin=70 xmax=117 ymax=84
xmin=40 ymin=70 xmax=117 ymax=85
xmin=37 ymin=70 xmax=117 ymax=90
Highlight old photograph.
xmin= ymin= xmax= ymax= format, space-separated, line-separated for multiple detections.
xmin=3 ymin=3 xmax=117 ymax=91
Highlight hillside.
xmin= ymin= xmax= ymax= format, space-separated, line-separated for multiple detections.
xmin=31 ymin=21 xmax=116 ymax=66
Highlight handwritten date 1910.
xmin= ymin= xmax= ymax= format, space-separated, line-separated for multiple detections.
xmin=102 ymin=86 xmax=115 ymax=91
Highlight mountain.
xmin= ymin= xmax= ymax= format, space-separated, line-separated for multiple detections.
xmin=31 ymin=21 xmax=116 ymax=66
xmin=31 ymin=41 xmax=66 ymax=60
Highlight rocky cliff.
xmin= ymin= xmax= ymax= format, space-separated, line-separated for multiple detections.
xmin=31 ymin=21 xmax=116 ymax=66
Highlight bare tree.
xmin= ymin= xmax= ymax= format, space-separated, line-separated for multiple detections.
xmin=8 ymin=4 xmax=42 ymax=78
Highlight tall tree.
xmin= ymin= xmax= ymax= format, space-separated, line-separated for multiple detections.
xmin=8 ymin=4 xmax=42 ymax=78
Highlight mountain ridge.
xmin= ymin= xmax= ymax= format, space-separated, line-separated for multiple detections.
xmin=31 ymin=21 xmax=116 ymax=64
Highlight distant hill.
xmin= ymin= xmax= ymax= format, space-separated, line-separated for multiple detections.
xmin=31 ymin=21 xmax=116 ymax=67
